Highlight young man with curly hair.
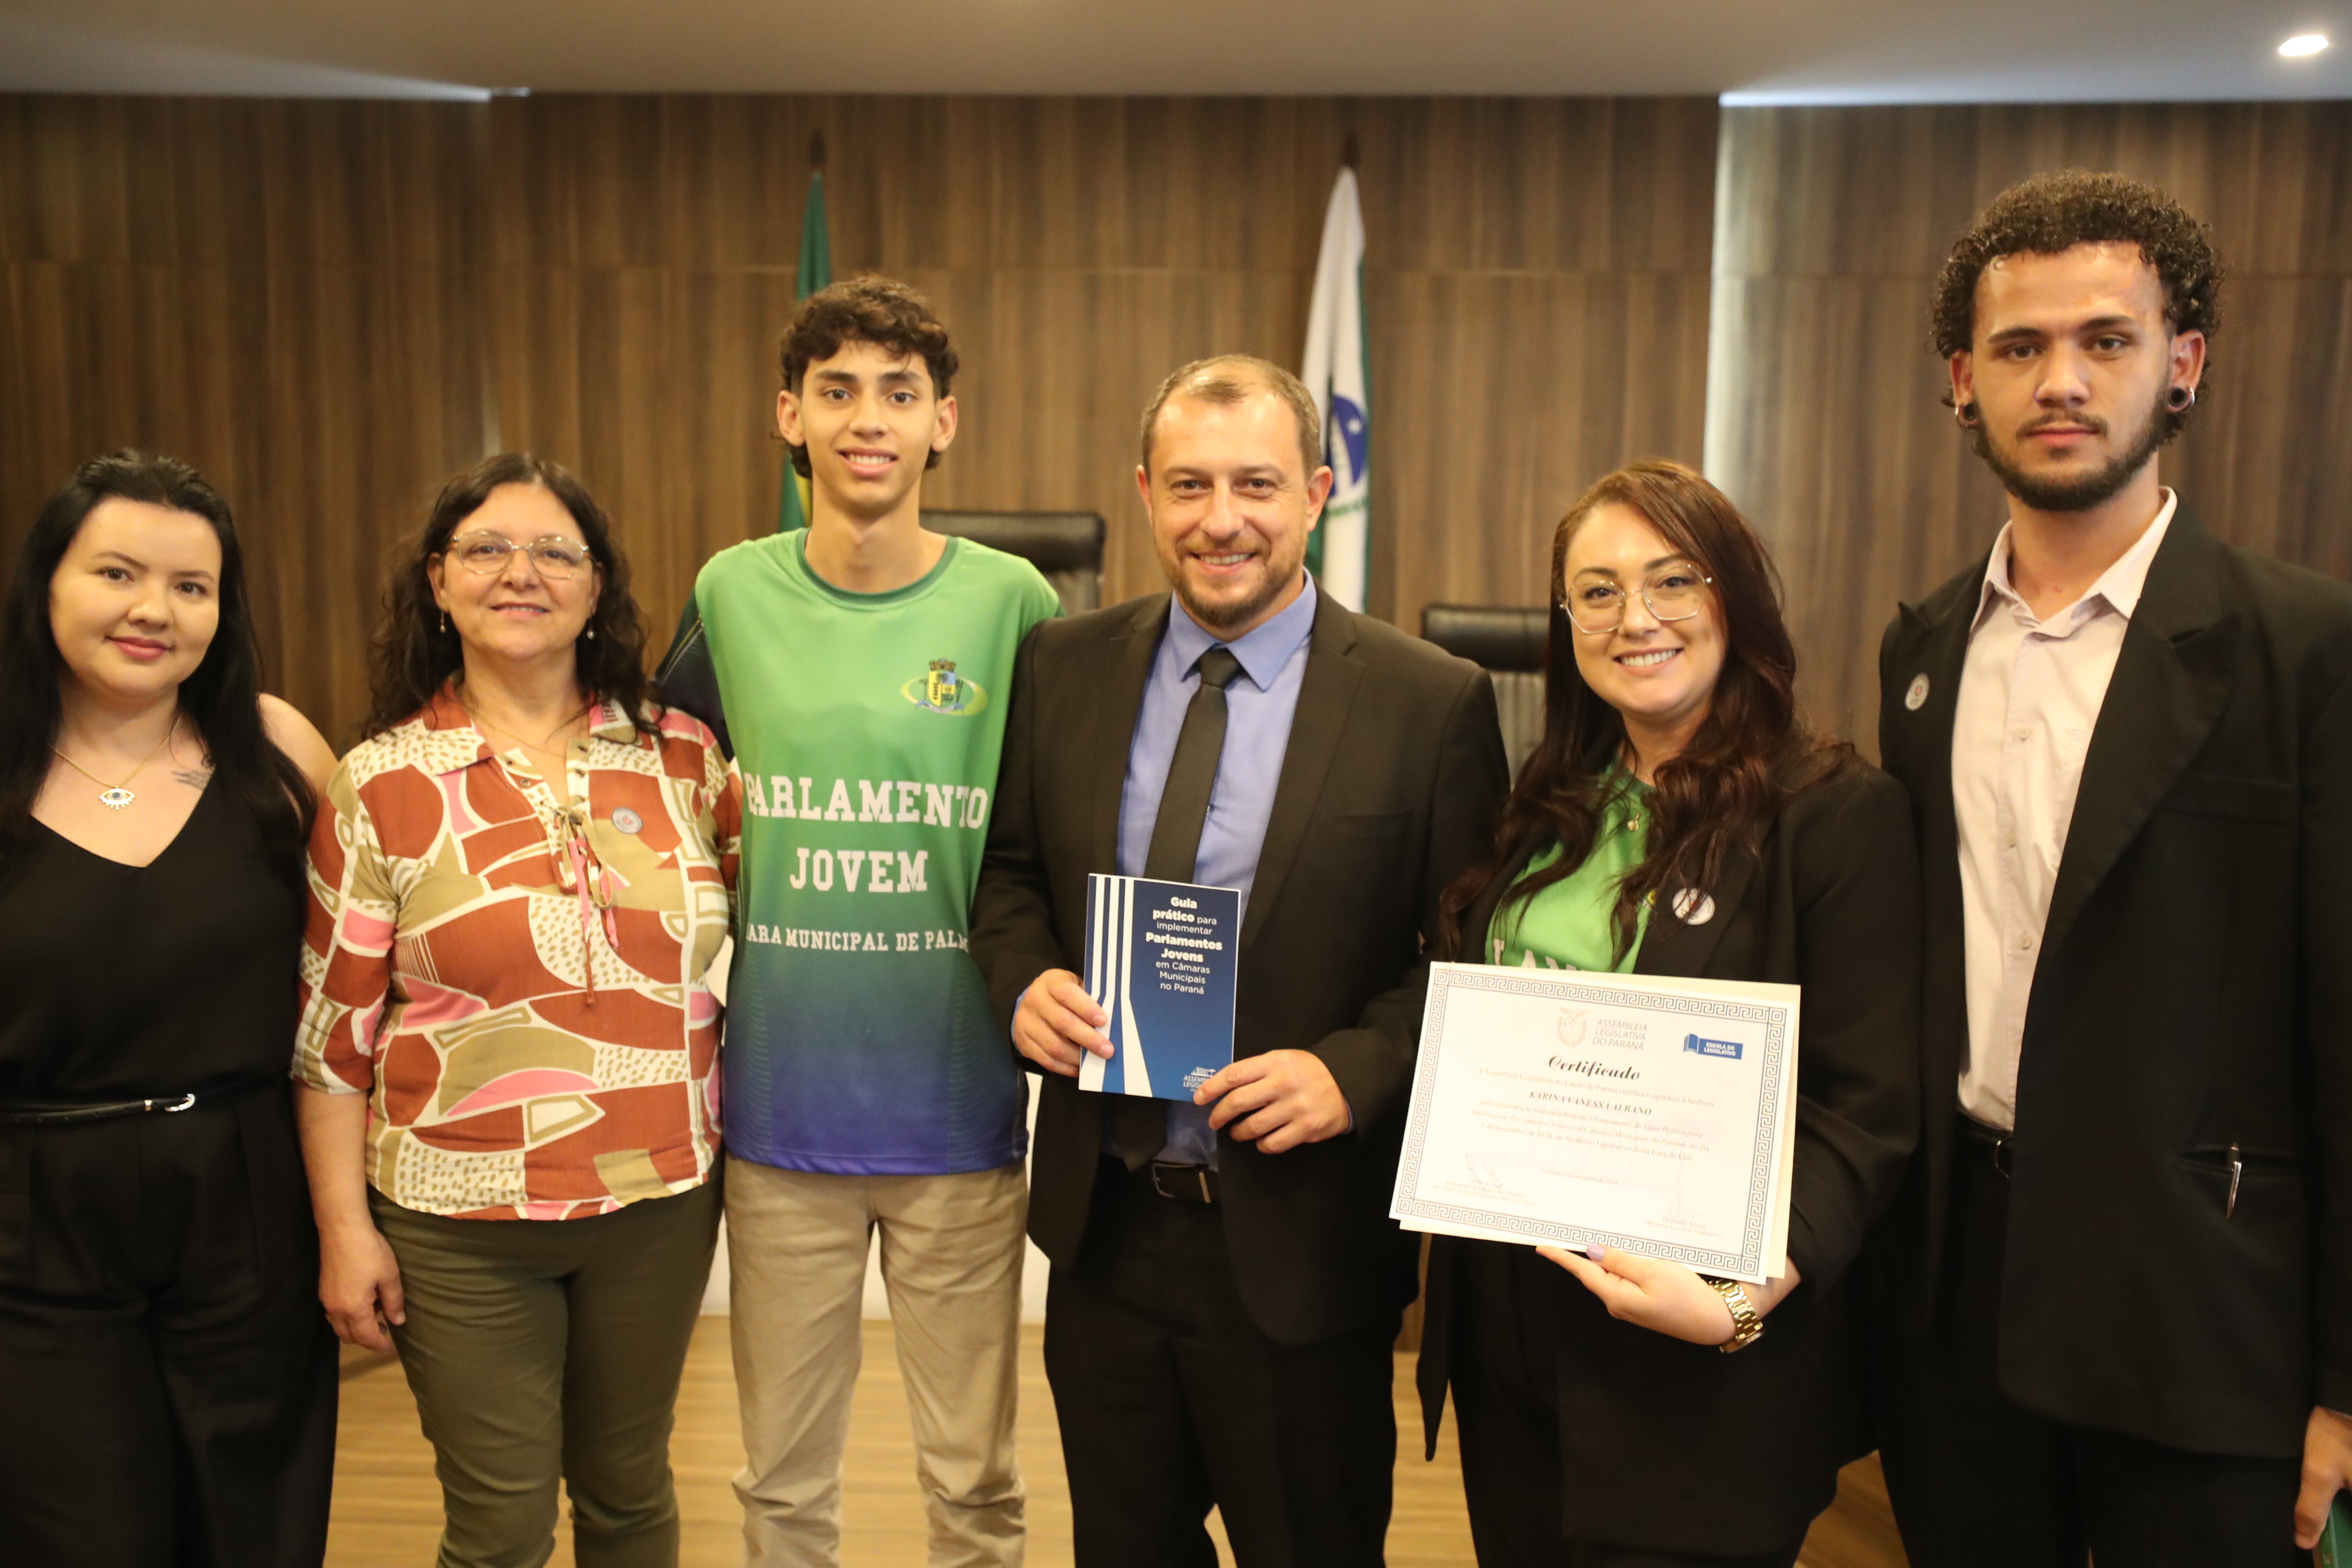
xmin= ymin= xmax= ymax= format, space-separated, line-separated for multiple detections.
xmin=1872 ymin=170 xmax=2352 ymax=1565
xmin=660 ymin=277 xmax=1060 ymax=1567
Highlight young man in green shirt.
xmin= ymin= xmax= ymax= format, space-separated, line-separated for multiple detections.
xmin=660 ymin=278 xmax=1060 ymax=1567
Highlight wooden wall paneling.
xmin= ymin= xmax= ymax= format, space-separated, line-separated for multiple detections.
xmin=8 ymin=92 xmax=1720 ymax=740
xmin=0 ymin=97 xmax=495 ymax=746
xmin=248 ymin=255 xmax=494 ymax=737
xmin=1707 ymin=101 xmax=2352 ymax=754
xmin=2166 ymin=274 xmax=2352 ymax=582
xmin=1373 ymin=96 xmax=1719 ymax=637
xmin=479 ymin=94 xmax=1713 ymax=624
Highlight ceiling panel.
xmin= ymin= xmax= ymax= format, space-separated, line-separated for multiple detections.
xmin=1 ymin=0 xmax=2347 ymax=102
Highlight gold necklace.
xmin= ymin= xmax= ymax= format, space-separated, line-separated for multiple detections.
xmin=466 ymin=703 xmax=587 ymax=759
xmin=53 ymin=719 xmax=179 ymax=811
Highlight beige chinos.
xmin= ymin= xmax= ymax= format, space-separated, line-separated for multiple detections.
xmin=726 ymin=1156 xmax=1026 ymax=1567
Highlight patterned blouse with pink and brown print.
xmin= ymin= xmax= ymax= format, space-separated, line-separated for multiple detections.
xmin=295 ymin=685 xmax=742 ymax=1221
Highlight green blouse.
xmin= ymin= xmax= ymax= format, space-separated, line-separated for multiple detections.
xmin=1486 ymin=775 xmax=1653 ymax=974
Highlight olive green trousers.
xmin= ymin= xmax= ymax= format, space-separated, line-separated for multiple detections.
xmin=373 ymin=1178 xmax=721 ymax=1568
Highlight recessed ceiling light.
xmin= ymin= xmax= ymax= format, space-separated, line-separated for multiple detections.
xmin=2280 ymin=33 xmax=2330 ymax=56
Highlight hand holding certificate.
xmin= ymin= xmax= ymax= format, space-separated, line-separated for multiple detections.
xmin=1391 ymin=962 xmax=1800 ymax=1284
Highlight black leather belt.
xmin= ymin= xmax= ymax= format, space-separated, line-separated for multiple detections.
xmin=0 ymin=1085 xmax=249 ymax=1128
xmin=1956 ymin=1114 xmax=2013 ymax=1178
xmin=1149 ymin=1160 xmax=1219 ymax=1205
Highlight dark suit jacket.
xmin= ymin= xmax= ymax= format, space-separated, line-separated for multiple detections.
xmin=967 ymin=590 xmax=1510 ymax=1346
xmin=1874 ymin=501 xmax=2352 ymax=1459
xmin=1415 ymin=765 xmax=1922 ymax=1553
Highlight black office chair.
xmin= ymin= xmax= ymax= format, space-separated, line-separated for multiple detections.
xmin=924 ymin=510 xmax=1107 ymax=614
xmin=1420 ymin=604 xmax=1550 ymax=778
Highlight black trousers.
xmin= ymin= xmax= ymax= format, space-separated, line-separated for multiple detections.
xmin=1875 ymin=1119 xmax=2304 ymax=1568
xmin=0 ymin=1087 xmax=339 ymax=1567
xmin=1042 ymin=1158 xmax=1399 ymax=1568
xmin=1450 ymin=1243 xmax=1804 ymax=1568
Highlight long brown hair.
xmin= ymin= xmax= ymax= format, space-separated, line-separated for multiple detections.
xmin=0 ymin=451 xmax=314 ymax=884
xmin=1436 ymin=459 xmax=1851 ymax=961
xmin=365 ymin=453 xmax=653 ymax=740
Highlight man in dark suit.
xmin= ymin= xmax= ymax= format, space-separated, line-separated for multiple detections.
xmin=969 ymin=354 xmax=1508 ymax=1567
xmin=1872 ymin=170 xmax=2352 ymax=1565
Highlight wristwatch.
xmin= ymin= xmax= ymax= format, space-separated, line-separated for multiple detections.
xmin=1708 ymin=1278 xmax=1765 ymax=1354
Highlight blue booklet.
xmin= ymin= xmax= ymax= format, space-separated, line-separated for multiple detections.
xmin=1079 ymin=873 xmax=1240 ymax=1102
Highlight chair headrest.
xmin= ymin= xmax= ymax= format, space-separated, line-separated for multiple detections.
xmin=1419 ymin=604 xmax=1549 ymax=673
xmin=923 ymin=511 xmax=1105 ymax=575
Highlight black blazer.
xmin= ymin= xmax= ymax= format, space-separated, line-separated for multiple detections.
xmin=1416 ymin=765 xmax=1921 ymax=1555
xmin=1873 ymin=502 xmax=2352 ymax=1459
xmin=968 ymin=591 xmax=1510 ymax=1346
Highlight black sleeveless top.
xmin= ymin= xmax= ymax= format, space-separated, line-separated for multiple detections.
xmin=0 ymin=786 xmax=306 ymax=1101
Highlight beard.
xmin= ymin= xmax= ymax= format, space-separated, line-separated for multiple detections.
xmin=1160 ymin=533 xmax=1307 ymax=634
xmin=1175 ymin=572 xmax=1285 ymax=633
xmin=1975 ymin=381 xmax=2169 ymax=513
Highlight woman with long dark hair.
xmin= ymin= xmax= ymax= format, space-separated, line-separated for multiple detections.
xmin=1417 ymin=460 xmax=1921 ymax=1567
xmin=292 ymin=452 xmax=738 ymax=1568
xmin=0 ymin=450 xmax=340 ymax=1565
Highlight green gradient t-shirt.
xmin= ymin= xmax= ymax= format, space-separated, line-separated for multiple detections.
xmin=696 ymin=531 xmax=1060 ymax=1174
xmin=1486 ymin=776 xmax=1653 ymax=974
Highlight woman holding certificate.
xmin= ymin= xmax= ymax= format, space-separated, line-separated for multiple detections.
xmin=1416 ymin=459 xmax=1920 ymax=1567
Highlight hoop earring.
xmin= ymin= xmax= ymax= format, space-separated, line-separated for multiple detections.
xmin=2167 ymin=384 xmax=2195 ymax=412
xmin=1954 ymin=401 xmax=1980 ymax=429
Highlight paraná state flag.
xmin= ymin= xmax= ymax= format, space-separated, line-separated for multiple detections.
xmin=1301 ymin=165 xmax=1370 ymax=611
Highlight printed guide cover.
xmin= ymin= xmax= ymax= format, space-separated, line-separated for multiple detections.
xmin=1079 ymin=873 xmax=1240 ymax=1102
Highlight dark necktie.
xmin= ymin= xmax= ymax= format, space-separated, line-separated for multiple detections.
xmin=1116 ymin=645 xmax=1245 ymax=1169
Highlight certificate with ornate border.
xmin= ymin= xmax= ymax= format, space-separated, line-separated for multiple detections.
xmin=1391 ymin=962 xmax=1800 ymax=1284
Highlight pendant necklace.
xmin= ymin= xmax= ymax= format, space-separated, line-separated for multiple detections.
xmin=52 ymin=719 xmax=179 ymax=811
xmin=467 ymin=703 xmax=589 ymax=768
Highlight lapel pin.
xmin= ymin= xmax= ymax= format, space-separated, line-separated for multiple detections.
xmin=1905 ymin=673 xmax=1931 ymax=711
xmin=1671 ymin=888 xmax=1716 ymax=926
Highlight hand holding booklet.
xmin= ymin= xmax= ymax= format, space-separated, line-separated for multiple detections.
xmin=1391 ymin=962 xmax=1801 ymax=1284
xmin=1078 ymin=873 xmax=1240 ymax=1102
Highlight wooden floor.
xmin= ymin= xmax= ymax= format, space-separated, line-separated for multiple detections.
xmin=328 ymin=1321 xmax=1906 ymax=1566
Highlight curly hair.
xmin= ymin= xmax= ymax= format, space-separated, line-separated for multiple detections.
xmin=778 ymin=276 xmax=958 ymax=478
xmin=1434 ymin=460 xmax=1852 ymax=965
xmin=1931 ymin=170 xmax=2224 ymax=438
xmin=365 ymin=453 xmax=653 ymax=741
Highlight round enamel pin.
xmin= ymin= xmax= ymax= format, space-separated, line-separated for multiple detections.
xmin=1671 ymin=888 xmax=1716 ymax=926
xmin=611 ymin=807 xmax=645 ymax=835
xmin=1904 ymin=673 xmax=1931 ymax=711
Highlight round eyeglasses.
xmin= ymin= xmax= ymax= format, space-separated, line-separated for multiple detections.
xmin=1561 ymin=565 xmax=1713 ymax=635
xmin=447 ymin=533 xmax=595 ymax=581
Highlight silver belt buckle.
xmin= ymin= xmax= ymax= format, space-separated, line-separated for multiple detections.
xmin=1149 ymin=1161 xmax=1216 ymax=1204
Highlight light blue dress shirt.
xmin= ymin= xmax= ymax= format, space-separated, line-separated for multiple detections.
xmin=1112 ymin=576 xmax=1319 ymax=1166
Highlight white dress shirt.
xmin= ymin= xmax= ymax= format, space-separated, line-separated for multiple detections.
xmin=1951 ymin=491 xmax=2177 ymax=1131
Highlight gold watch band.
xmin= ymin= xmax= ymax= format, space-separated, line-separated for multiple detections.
xmin=1708 ymin=1278 xmax=1765 ymax=1354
